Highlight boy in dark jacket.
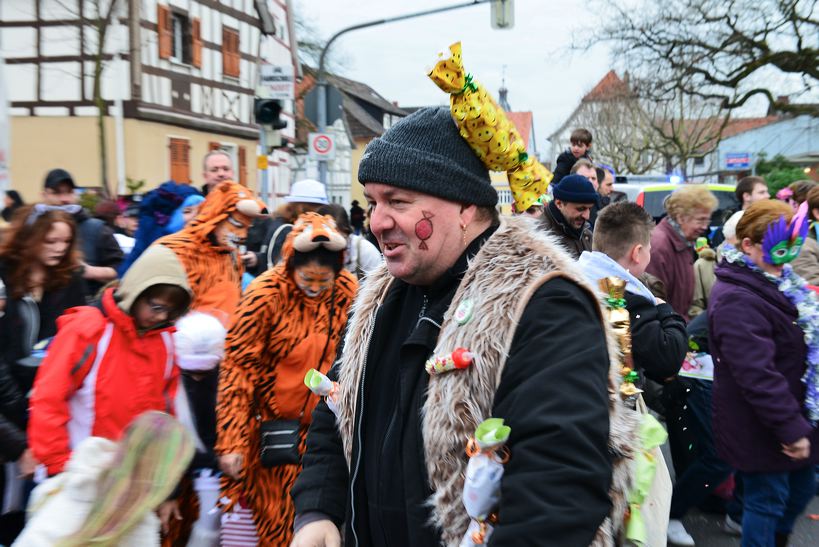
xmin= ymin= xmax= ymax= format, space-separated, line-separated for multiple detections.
xmin=552 ymin=128 xmax=593 ymax=185
xmin=577 ymin=201 xmax=688 ymax=384
xmin=172 ymin=311 xmax=227 ymax=546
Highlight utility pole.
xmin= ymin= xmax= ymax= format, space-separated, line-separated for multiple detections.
xmin=316 ymin=0 xmax=511 ymax=185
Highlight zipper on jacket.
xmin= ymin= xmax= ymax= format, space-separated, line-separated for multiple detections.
xmin=414 ymin=294 xmax=429 ymax=329
xmin=349 ymin=311 xmax=378 ymax=547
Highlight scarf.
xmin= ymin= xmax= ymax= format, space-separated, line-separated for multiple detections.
xmin=722 ymin=244 xmax=819 ymax=423
xmin=576 ymin=251 xmax=657 ymax=304
xmin=666 ymin=217 xmax=692 ymax=248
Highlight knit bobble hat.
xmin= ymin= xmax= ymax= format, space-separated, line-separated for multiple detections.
xmin=358 ymin=107 xmax=498 ymax=207
xmin=173 ymin=311 xmax=227 ymax=372
xmin=552 ymin=174 xmax=600 ymax=206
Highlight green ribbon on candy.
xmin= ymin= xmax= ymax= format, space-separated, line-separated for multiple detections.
xmin=625 ymin=414 xmax=668 ymax=546
xmin=461 ymin=73 xmax=479 ymax=93
xmin=606 ymin=297 xmax=626 ymax=309
xmin=624 ymin=371 xmax=640 ymax=384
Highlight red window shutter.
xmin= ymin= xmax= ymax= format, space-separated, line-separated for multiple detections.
xmin=169 ymin=138 xmax=191 ymax=183
xmin=223 ymin=28 xmax=240 ymax=78
xmin=158 ymin=5 xmax=172 ymax=60
xmin=238 ymin=146 xmax=247 ymax=186
xmin=191 ymin=18 xmax=202 ymax=68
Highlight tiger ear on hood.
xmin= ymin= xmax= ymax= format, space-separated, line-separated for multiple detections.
xmin=283 ymin=212 xmax=348 ymax=260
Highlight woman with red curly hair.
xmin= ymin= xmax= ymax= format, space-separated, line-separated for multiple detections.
xmin=0 ymin=204 xmax=85 ymax=542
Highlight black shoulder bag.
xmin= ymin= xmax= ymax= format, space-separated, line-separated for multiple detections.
xmin=258 ymin=286 xmax=335 ymax=468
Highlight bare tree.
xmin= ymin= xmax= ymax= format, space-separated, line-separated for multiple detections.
xmin=573 ymin=91 xmax=662 ymax=174
xmin=85 ymin=0 xmax=119 ymax=198
xmin=293 ymin=3 xmax=345 ymax=73
xmin=53 ymin=0 xmax=119 ymax=197
xmin=642 ymin=89 xmax=732 ymax=179
xmin=590 ymin=0 xmax=819 ymax=117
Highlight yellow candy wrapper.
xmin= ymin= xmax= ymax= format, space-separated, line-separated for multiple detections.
xmin=428 ymin=42 xmax=552 ymax=213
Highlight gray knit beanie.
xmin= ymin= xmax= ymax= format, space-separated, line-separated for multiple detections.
xmin=358 ymin=107 xmax=498 ymax=207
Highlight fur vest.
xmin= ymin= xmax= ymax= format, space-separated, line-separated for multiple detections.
xmin=335 ymin=216 xmax=637 ymax=546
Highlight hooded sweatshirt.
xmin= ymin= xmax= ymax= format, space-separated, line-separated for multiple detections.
xmin=28 ymin=245 xmax=192 ymax=475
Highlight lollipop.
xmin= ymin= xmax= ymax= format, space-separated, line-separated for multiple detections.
xmin=428 ymin=42 xmax=552 ymax=213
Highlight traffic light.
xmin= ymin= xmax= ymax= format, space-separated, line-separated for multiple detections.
xmin=254 ymin=98 xmax=287 ymax=130
xmin=491 ymin=0 xmax=514 ymax=29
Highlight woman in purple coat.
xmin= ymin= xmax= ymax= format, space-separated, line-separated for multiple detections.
xmin=710 ymin=199 xmax=819 ymax=547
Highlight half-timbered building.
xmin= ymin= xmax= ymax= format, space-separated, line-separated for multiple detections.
xmin=0 ymin=0 xmax=297 ymax=201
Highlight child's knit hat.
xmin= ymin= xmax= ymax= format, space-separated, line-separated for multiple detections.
xmin=174 ymin=312 xmax=227 ymax=371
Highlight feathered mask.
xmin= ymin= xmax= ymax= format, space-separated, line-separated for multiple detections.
xmin=763 ymin=201 xmax=810 ymax=265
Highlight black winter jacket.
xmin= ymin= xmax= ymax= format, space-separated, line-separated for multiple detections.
xmin=181 ymin=370 xmax=219 ymax=471
xmin=625 ymin=292 xmax=688 ymax=383
xmin=552 ymin=149 xmax=592 ymax=185
xmin=292 ymin=232 xmax=613 ymax=546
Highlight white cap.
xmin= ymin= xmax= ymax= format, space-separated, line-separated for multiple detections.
xmin=723 ymin=210 xmax=744 ymax=241
xmin=174 ymin=312 xmax=227 ymax=372
xmin=284 ymin=179 xmax=329 ymax=205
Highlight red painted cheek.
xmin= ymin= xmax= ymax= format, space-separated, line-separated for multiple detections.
xmin=415 ymin=211 xmax=435 ymax=250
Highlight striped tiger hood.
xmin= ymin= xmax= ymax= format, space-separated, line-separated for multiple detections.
xmin=185 ymin=181 xmax=268 ymax=242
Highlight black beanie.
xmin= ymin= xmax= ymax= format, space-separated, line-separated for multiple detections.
xmin=358 ymin=107 xmax=498 ymax=207
xmin=552 ymin=174 xmax=600 ymax=206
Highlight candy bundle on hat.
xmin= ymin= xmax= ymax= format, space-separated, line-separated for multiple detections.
xmin=174 ymin=312 xmax=227 ymax=371
xmin=358 ymin=107 xmax=497 ymax=207
xmin=428 ymin=42 xmax=552 ymax=213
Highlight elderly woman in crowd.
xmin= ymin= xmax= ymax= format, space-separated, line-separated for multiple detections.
xmin=710 ymin=199 xmax=819 ymax=546
xmin=646 ymin=185 xmax=718 ymax=321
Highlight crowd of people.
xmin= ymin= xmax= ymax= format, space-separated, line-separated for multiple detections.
xmin=0 ymin=106 xmax=817 ymax=547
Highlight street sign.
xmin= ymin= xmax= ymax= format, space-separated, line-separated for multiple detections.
xmin=304 ymin=85 xmax=344 ymax=127
xmin=308 ymin=132 xmax=335 ymax=160
xmin=491 ymin=0 xmax=514 ymax=29
xmin=257 ymin=154 xmax=268 ymax=170
xmin=257 ymin=65 xmax=294 ymax=100
xmin=724 ymin=152 xmax=752 ymax=170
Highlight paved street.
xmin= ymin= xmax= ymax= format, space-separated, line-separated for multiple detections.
xmin=681 ymin=497 xmax=819 ymax=546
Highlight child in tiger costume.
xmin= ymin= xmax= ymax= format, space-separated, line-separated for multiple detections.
xmin=215 ymin=212 xmax=358 ymax=546
xmin=153 ymin=181 xmax=267 ymax=319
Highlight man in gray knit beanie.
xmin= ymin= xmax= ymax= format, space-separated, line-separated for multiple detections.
xmin=293 ymin=103 xmax=614 ymax=547
xmin=358 ymin=106 xmax=498 ymax=208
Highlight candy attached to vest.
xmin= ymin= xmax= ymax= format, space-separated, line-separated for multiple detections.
xmin=425 ymin=347 xmax=474 ymax=375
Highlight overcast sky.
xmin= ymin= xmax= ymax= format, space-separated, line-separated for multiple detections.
xmin=298 ymin=0 xmax=614 ymax=159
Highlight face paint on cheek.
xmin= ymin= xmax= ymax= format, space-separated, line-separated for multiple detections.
xmin=415 ymin=211 xmax=435 ymax=251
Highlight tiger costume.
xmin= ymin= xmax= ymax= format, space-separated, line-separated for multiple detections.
xmin=155 ymin=181 xmax=267 ymax=318
xmin=216 ymin=213 xmax=357 ymax=546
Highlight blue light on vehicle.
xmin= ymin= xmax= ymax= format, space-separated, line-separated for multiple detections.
xmin=669 ymin=175 xmax=682 ymax=185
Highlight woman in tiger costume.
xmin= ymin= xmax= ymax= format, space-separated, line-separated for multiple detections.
xmin=216 ymin=212 xmax=358 ymax=545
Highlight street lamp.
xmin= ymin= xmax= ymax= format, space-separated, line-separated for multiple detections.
xmin=315 ymin=0 xmax=514 ymax=185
